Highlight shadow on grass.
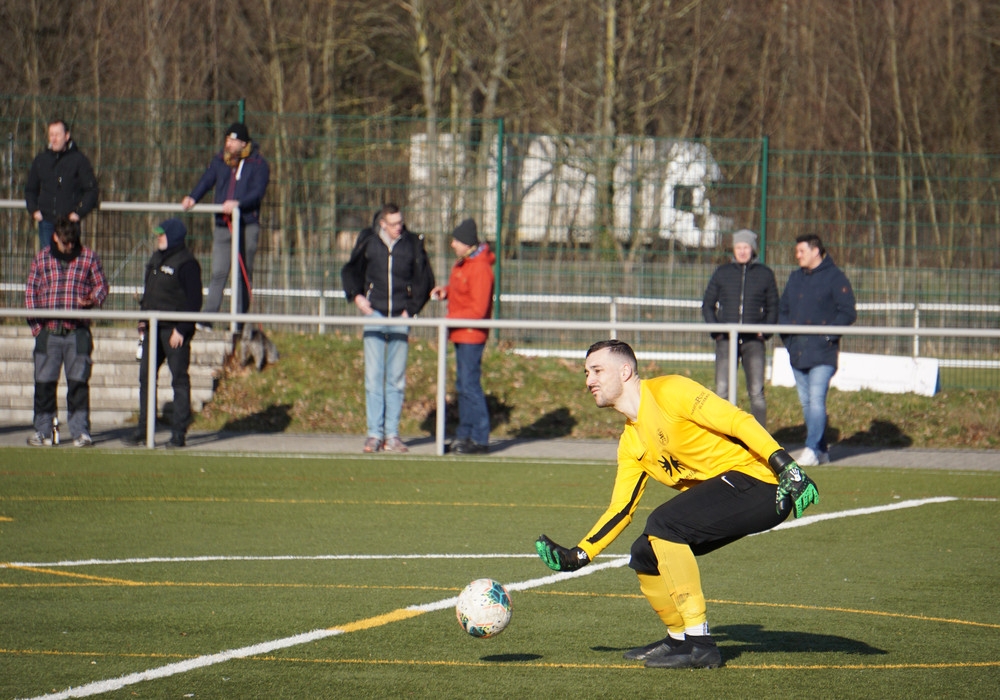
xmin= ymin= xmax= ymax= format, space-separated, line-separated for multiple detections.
xmin=481 ymin=653 xmax=544 ymax=662
xmin=221 ymin=404 xmax=293 ymax=433
xmin=714 ymin=624 xmax=888 ymax=660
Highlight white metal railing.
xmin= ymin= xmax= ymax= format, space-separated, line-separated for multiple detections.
xmin=1 ymin=198 xmax=245 ymax=332
xmin=4 ymin=306 xmax=1000 ymax=456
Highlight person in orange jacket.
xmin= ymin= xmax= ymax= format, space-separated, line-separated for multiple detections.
xmin=431 ymin=219 xmax=495 ymax=454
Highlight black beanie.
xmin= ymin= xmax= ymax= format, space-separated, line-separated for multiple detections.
xmin=226 ymin=122 xmax=250 ymax=142
xmin=452 ymin=218 xmax=479 ymax=246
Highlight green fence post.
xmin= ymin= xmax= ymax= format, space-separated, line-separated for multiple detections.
xmin=758 ymin=135 xmax=769 ymax=263
xmin=493 ymin=118 xmax=504 ymax=334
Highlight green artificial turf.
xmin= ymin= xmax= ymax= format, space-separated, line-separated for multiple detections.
xmin=1 ymin=450 xmax=998 ymax=699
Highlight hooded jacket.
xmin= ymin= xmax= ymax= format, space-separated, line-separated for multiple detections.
xmin=141 ymin=244 xmax=203 ymax=340
xmin=778 ymin=254 xmax=857 ymax=370
xmin=187 ymin=143 xmax=270 ymax=227
xmin=702 ymin=254 xmax=779 ymax=340
xmin=443 ymin=243 xmax=495 ymax=345
xmin=24 ymin=141 xmax=99 ymax=222
xmin=341 ymin=222 xmax=434 ymax=318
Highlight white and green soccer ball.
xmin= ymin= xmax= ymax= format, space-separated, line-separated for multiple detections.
xmin=455 ymin=578 xmax=512 ymax=638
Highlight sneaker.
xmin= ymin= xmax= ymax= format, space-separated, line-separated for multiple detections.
xmin=166 ymin=435 xmax=186 ymax=449
xmin=797 ymin=447 xmax=820 ymax=467
xmin=73 ymin=433 xmax=94 ymax=448
xmin=453 ymin=440 xmax=489 ymax=455
xmin=623 ymin=635 xmax=684 ymax=661
xmin=363 ymin=437 xmax=383 ymax=453
xmin=27 ymin=432 xmax=53 ymax=447
xmin=121 ymin=431 xmax=147 ymax=447
xmin=382 ymin=436 xmax=409 ymax=453
xmin=644 ymin=634 xmax=722 ymax=669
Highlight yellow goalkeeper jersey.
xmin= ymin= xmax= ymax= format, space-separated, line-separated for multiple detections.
xmin=577 ymin=375 xmax=782 ymax=559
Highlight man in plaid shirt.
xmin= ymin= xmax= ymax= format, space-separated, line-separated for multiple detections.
xmin=25 ymin=216 xmax=108 ymax=447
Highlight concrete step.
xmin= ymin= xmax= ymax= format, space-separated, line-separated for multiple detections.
xmin=0 ymin=325 xmax=231 ymax=427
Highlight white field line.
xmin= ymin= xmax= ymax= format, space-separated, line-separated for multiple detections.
xmin=16 ymin=496 xmax=971 ymax=699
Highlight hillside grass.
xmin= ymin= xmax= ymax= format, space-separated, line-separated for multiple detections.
xmin=192 ymin=330 xmax=1000 ymax=449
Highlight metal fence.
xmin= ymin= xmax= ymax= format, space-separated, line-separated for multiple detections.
xmin=2 ymin=95 xmax=998 ymax=389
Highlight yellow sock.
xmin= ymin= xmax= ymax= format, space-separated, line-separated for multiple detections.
xmin=648 ymin=536 xmax=708 ymax=631
xmin=636 ymin=573 xmax=685 ymax=634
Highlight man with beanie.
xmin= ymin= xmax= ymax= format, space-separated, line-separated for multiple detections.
xmin=341 ymin=203 xmax=435 ymax=453
xmin=431 ymin=218 xmax=495 ymax=454
xmin=24 ymin=119 xmax=99 ymax=249
xmin=181 ymin=122 xmax=269 ymax=324
xmin=25 ymin=216 xmax=108 ymax=447
xmin=701 ymin=229 xmax=779 ymax=427
xmin=779 ymin=234 xmax=856 ymax=466
xmin=123 ymin=219 xmax=203 ymax=449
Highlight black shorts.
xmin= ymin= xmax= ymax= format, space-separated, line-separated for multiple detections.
xmin=628 ymin=471 xmax=789 ymax=575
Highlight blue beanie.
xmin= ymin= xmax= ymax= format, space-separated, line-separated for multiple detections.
xmin=156 ymin=218 xmax=187 ymax=249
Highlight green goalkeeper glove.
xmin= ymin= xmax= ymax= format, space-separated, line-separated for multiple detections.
xmin=769 ymin=449 xmax=820 ymax=518
xmin=535 ymin=534 xmax=590 ymax=571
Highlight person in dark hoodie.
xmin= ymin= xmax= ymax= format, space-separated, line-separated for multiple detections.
xmin=701 ymin=229 xmax=779 ymax=427
xmin=123 ymin=219 xmax=203 ymax=449
xmin=778 ymin=234 xmax=856 ymax=467
xmin=341 ymin=203 xmax=435 ymax=454
xmin=181 ymin=122 xmax=269 ymax=323
xmin=24 ymin=119 xmax=99 ymax=249
xmin=430 ymin=219 xmax=496 ymax=454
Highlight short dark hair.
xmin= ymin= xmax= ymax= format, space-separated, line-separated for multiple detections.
xmin=54 ymin=216 xmax=81 ymax=248
xmin=48 ymin=118 xmax=70 ymax=133
xmin=379 ymin=202 xmax=401 ymax=221
xmin=586 ymin=339 xmax=638 ymax=373
xmin=795 ymin=233 xmax=825 ymax=257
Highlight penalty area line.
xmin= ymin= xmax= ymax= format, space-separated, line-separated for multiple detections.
xmin=21 ymin=496 xmax=962 ymax=699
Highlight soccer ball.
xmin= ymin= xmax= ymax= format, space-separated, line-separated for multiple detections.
xmin=455 ymin=578 xmax=512 ymax=638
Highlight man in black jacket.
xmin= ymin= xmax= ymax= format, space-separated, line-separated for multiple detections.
xmin=24 ymin=119 xmax=99 ymax=250
xmin=123 ymin=219 xmax=203 ymax=449
xmin=701 ymin=229 xmax=779 ymax=427
xmin=341 ymin=204 xmax=434 ymax=453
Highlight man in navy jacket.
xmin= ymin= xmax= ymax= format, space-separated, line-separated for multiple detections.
xmin=778 ymin=234 xmax=856 ymax=466
xmin=181 ymin=122 xmax=269 ymax=321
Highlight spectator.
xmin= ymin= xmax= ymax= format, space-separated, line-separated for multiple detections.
xmin=122 ymin=219 xmax=203 ymax=449
xmin=341 ymin=204 xmax=435 ymax=454
xmin=701 ymin=229 xmax=779 ymax=427
xmin=778 ymin=233 xmax=857 ymax=466
xmin=25 ymin=216 xmax=108 ymax=446
xmin=181 ymin=122 xmax=269 ymax=325
xmin=24 ymin=119 xmax=99 ymax=250
xmin=430 ymin=219 xmax=495 ymax=454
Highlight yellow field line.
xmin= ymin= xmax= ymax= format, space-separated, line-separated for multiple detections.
xmin=2 ymin=647 xmax=997 ymax=671
xmin=0 ymin=495 xmax=595 ymax=508
xmin=7 ymin=566 xmax=145 ymax=586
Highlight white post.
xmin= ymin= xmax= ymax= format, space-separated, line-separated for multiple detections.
xmin=145 ymin=317 xmax=158 ymax=448
xmin=727 ymin=328 xmax=739 ymax=405
xmin=436 ymin=323 xmax=449 ymax=456
xmin=230 ymin=208 xmax=242 ymax=334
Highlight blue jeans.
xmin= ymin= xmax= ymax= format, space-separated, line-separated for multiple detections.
xmin=363 ymin=312 xmax=409 ymax=439
xmin=454 ymin=342 xmax=490 ymax=445
xmin=791 ymin=364 xmax=837 ymax=453
xmin=38 ymin=220 xmax=55 ymax=250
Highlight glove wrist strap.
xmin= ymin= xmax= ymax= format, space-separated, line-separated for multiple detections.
xmin=768 ymin=448 xmax=796 ymax=475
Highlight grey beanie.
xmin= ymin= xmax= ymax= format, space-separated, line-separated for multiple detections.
xmin=452 ymin=218 xmax=479 ymax=246
xmin=732 ymin=229 xmax=758 ymax=253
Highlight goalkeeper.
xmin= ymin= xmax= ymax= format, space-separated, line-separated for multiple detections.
xmin=535 ymin=339 xmax=818 ymax=670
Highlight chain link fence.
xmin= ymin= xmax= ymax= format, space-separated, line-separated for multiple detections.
xmin=2 ymin=95 xmax=997 ymax=388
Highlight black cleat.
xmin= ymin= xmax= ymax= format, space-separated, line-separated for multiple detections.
xmin=644 ymin=635 xmax=722 ymax=669
xmin=623 ymin=635 xmax=684 ymax=661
